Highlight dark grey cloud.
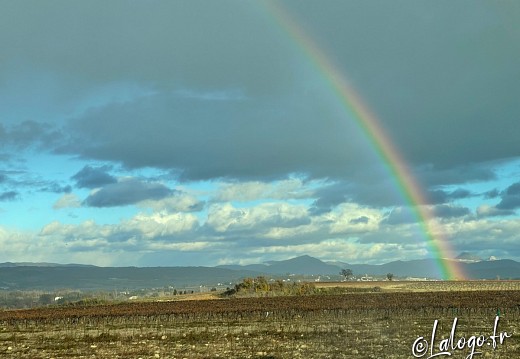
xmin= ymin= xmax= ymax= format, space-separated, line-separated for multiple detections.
xmin=0 ymin=170 xmax=70 ymax=194
xmin=40 ymin=183 xmax=72 ymax=194
xmin=60 ymin=93 xmax=371 ymax=182
xmin=309 ymin=182 xmax=349 ymax=215
xmin=484 ymin=189 xmax=500 ymax=199
xmin=0 ymin=121 xmax=62 ymax=150
xmin=449 ymin=189 xmax=472 ymax=200
xmin=474 ymin=183 xmax=520 ymax=217
xmin=496 ymin=182 xmax=520 ymax=210
xmin=0 ymin=191 xmax=19 ymax=201
xmin=296 ymin=2 xmax=520 ymax=170
xmin=309 ymin=175 xmax=411 ymax=213
xmin=424 ymin=188 xmax=474 ymax=205
xmin=72 ymin=165 xmax=117 ymax=189
xmin=383 ymin=207 xmax=417 ymax=225
xmin=433 ymin=204 xmax=470 ymax=219
xmin=426 ymin=190 xmax=449 ymax=205
xmin=0 ymin=1 xmax=295 ymax=96
xmin=382 ymin=203 xmax=470 ymax=224
xmin=182 ymin=202 xmax=204 ymax=213
xmin=2 ymin=1 xmax=520 ymax=207
xmin=350 ymin=216 xmax=369 ymax=225
xmin=309 ymin=170 xmax=417 ymax=211
xmin=418 ymin=165 xmax=496 ymax=187
xmin=6 ymin=121 xmax=47 ymax=147
xmin=83 ymin=179 xmax=172 ymax=207
xmin=0 ymin=168 xmax=75 ymax=196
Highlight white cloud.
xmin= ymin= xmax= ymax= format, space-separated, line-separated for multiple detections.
xmin=206 ymin=202 xmax=310 ymax=234
xmin=139 ymin=193 xmax=203 ymax=212
xmin=476 ymin=204 xmax=512 ymax=217
xmin=122 ymin=212 xmax=199 ymax=239
xmin=445 ymin=217 xmax=520 ymax=243
xmin=40 ymin=220 xmax=98 ymax=238
xmin=5 ymin=192 xmax=520 ymax=266
xmin=327 ymin=203 xmax=383 ymax=234
xmin=147 ymin=241 xmax=215 ymax=252
xmin=39 ymin=211 xmax=199 ymax=250
xmin=214 ymin=178 xmax=313 ymax=202
xmin=0 ymin=226 xmax=34 ymax=260
xmin=53 ymin=193 xmax=81 ymax=209
xmin=263 ymin=224 xmax=319 ymax=240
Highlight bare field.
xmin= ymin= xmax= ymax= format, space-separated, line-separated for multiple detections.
xmin=315 ymin=280 xmax=520 ymax=292
xmin=1 ymin=282 xmax=520 ymax=358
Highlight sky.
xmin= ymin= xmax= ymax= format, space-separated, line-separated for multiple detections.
xmin=1 ymin=0 xmax=520 ymax=268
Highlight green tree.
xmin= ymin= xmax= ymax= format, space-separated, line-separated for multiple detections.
xmin=254 ymin=276 xmax=269 ymax=292
xmin=386 ymin=273 xmax=394 ymax=281
xmin=270 ymin=279 xmax=284 ymax=292
xmin=340 ymin=268 xmax=353 ymax=280
xmin=39 ymin=293 xmax=54 ymax=305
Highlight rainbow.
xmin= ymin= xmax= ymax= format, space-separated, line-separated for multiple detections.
xmin=263 ymin=2 xmax=465 ymax=280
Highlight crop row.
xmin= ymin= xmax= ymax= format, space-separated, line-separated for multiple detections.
xmin=2 ymin=290 xmax=520 ymax=324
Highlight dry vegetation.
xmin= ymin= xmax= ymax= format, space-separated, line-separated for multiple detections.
xmin=315 ymin=279 xmax=520 ymax=292
xmin=1 ymin=281 xmax=519 ymax=358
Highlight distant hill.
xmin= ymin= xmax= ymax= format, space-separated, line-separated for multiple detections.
xmin=218 ymin=255 xmax=340 ymax=275
xmin=1 ymin=255 xmax=520 ymax=290
xmin=220 ymin=255 xmax=520 ymax=280
xmin=0 ymin=266 xmax=262 ymax=291
xmin=466 ymin=259 xmax=520 ymax=280
xmin=0 ymin=262 xmax=96 ymax=268
xmin=220 ymin=256 xmax=444 ymax=277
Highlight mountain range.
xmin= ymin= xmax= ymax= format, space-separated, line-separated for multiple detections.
xmin=218 ymin=254 xmax=520 ymax=279
xmin=1 ymin=255 xmax=519 ymax=290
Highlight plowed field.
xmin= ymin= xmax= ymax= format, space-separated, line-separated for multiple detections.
xmin=1 ymin=285 xmax=520 ymax=358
